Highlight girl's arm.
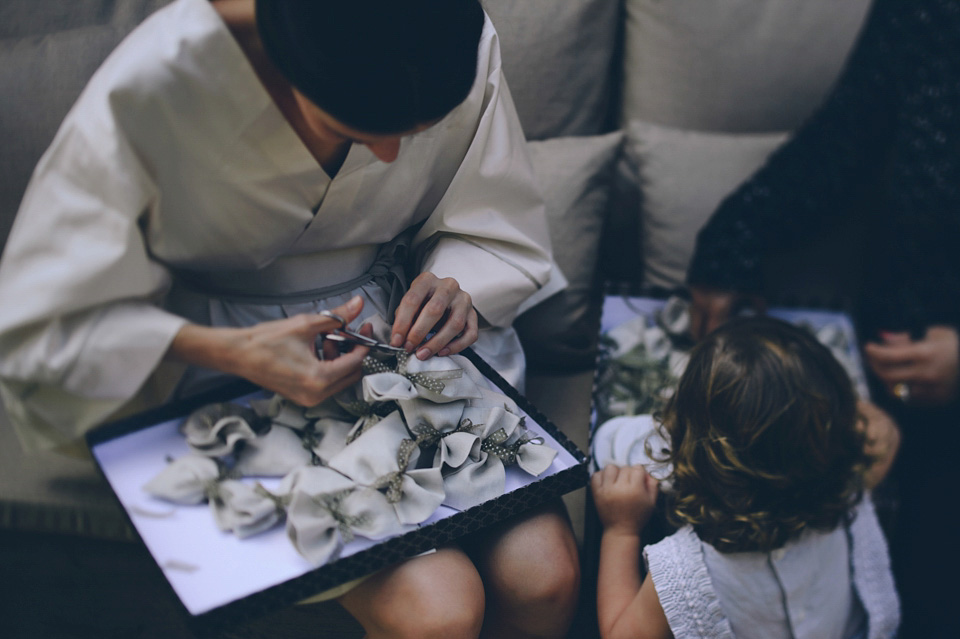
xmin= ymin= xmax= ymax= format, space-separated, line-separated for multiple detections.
xmin=591 ymin=465 xmax=672 ymax=639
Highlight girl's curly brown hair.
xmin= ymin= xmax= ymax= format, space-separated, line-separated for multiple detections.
xmin=654 ymin=316 xmax=869 ymax=553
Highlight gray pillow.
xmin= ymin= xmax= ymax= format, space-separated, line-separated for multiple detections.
xmin=620 ymin=0 xmax=873 ymax=132
xmin=628 ymin=120 xmax=788 ymax=290
xmin=515 ymin=131 xmax=624 ymax=371
xmin=482 ymin=0 xmax=620 ymax=141
xmin=0 ymin=0 xmax=173 ymax=253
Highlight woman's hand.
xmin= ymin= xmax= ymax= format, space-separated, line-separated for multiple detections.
xmin=591 ymin=464 xmax=659 ymax=535
xmin=863 ymin=326 xmax=960 ymax=406
xmin=389 ymin=272 xmax=479 ymax=360
xmin=856 ymin=399 xmax=901 ymax=489
xmin=168 ymin=296 xmax=369 ymax=407
xmin=689 ymin=285 xmax=764 ymax=341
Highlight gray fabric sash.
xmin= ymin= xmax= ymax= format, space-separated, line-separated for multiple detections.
xmin=172 ymin=227 xmax=416 ymax=321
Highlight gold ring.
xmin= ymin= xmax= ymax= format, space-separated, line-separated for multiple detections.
xmin=893 ymin=382 xmax=911 ymax=403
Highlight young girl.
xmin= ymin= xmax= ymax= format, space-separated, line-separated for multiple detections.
xmin=591 ymin=317 xmax=899 ymax=639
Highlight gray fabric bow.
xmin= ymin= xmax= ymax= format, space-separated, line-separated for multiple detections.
xmin=143 ymin=455 xmax=222 ymax=505
xmin=438 ymin=405 xmax=519 ymax=511
xmin=328 ymin=380 xmax=400 ymax=445
xmin=233 ymin=424 xmax=316 ymax=477
xmin=483 ymin=422 xmax=556 ymax=476
xmin=359 ymin=349 xmax=478 ymax=404
xmin=439 ymin=403 xmax=555 ymax=511
xmin=250 ymin=394 xmax=316 ymax=431
xmin=397 ymin=398 xmax=474 ymax=467
xmin=304 ymin=417 xmax=355 ymax=465
xmin=209 ymin=480 xmax=285 ymax=538
xmin=280 ymin=466 xmax=404 ymax=565
xmin=180 ymin=403 xmax=265 ymax=457
xmin=327 ymin=411 xmax=445 ymax=525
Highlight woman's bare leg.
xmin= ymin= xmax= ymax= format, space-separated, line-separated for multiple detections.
xmin=337 ymin=546 xmax=485 ymax=639
xmin=467 ymin=501 xmax=581 ymax=639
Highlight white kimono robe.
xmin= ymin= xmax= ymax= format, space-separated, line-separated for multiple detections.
xmin=0 ymin=0 xmax=563 ymax=452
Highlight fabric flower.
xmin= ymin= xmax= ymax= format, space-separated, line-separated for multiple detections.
xmin=233 ymin=424 xmax=315 ymax=477
xmin=307 ymin=418 xmax=356 ymax=465
xmin=209 ymin=480 xmax=285 ymax=538
xmin=440 ymin=403 xmax=557 ymax=511
xmin=329 ymin=379 xmax=399 ymax=444
xmin=438 ymin=405 xmax=519 ymax=511
xmin=484 ymin=420 xmax=557 ymax=477
xmin=362 ymin=372 xmax=420 ymax=403
xmin=398 ymin=397 xmax=473 ymax=467
xmin=360 ymin=351 xmax=480 ymax=404
xmin=280 ymin=466 xmax=404 ymax=565
xmin=327 ymin=411 xmax=444 ymax=525
xmin=250 ymin=394 xmax=315 ymax=431
xmin=143 ymin=455 xmax=222 ymax=504
xmin=180 ymin=402 xmax=265 ymax=457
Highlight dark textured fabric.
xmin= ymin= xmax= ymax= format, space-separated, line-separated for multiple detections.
xmin=688 ymin=0 xmax=960 ymax=338
xmin=688 ymin=2 xmax=960 ymax=636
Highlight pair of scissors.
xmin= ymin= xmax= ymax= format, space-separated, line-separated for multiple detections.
xmin=318 ymin=310 xmax=407 ymax=355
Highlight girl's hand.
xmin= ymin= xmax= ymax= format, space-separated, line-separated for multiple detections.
xmin=591 ymin=464 xmax=659 ymax=535
xmin=863 ymin=326 xmax=960 ymax=406
xmin=389 ymin=272 xmax=479 ymax=360
xmin=169 ymin=296 xmax=369 ymax=407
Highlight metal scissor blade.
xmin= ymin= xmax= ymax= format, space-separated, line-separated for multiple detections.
xmin=325 ymin=329 xmax=407 ymax=354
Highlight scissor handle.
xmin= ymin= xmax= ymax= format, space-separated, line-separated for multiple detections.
xmin=318 ymin=310 xmax=347 ymax=329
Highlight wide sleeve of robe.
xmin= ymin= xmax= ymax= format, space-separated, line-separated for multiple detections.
xmin=410 ymin=18 xmax=566 ymax=327
xmin=0 ymin=14 xmax=195 ymax=452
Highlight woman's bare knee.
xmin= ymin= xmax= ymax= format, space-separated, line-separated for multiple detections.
xmin=474 ymin=504 xmax=581 ymax=637
xmin=338 ymin=547 xmax=485 ymax=639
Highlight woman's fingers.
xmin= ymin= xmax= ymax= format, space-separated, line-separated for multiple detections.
xmin=435 ymin=307 xmax=479 ymax=357
xmin=308 ymin=295 xmax=365 ymax=335
xmin=391 ymin=273 xmax=478 ymax=358
xmin=864 ymin=341 xmax=919 ymax=385
xmin=419 ymin=293 xmax=478 ymax=359
xmin=390 ymin=274 xmax=434 ymax=349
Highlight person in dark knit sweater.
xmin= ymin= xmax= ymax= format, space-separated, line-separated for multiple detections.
xmin=686 ymin=0 xmax=960 ymax=636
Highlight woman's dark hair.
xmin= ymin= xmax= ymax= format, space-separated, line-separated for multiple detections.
xmin=656 ymin=316 xmax=868 ymax=553
xmin=256 ymin=0 xmax=485 ymax=134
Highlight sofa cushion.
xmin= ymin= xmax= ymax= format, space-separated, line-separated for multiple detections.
xmin=620 ymin=0 xmax=873 ymax=132
xmin=0 ymin=0 xmax=173 ymax=252
xmin=482 ymin=0 xmax=620 ymax=140
xmin=628 ymin=120 xmax=788 ymax=290
xmin=515 ymin=131 xmax=624 ymax=371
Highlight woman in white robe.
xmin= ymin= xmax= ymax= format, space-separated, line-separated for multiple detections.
xmin=0 ymin=1 xmax=578 ymax=637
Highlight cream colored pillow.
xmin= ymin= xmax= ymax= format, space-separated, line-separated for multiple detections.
xmin=621 ymin=0 xmax=873 ymax=132
xmin=628 ymin=120 xmax=789 ymax=290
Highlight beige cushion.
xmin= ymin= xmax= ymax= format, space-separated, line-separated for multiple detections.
xmin=0 ymin=1 xmax=173 ymax=250
xmin=515 ymin=131 xmax=624 ymax=370
xmin=0 ymin=0 xmax=173 ymax=538
xmin=628 ymin=120 xmax=789 ymax=290
xmin=620 ymin=0 xmax=873 ymax=132
xmin=482 ymin=0 xmax=620 ymax=140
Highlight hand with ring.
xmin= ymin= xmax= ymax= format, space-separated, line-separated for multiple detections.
xmin=864 ymin=326 xmax=960 ymax=406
